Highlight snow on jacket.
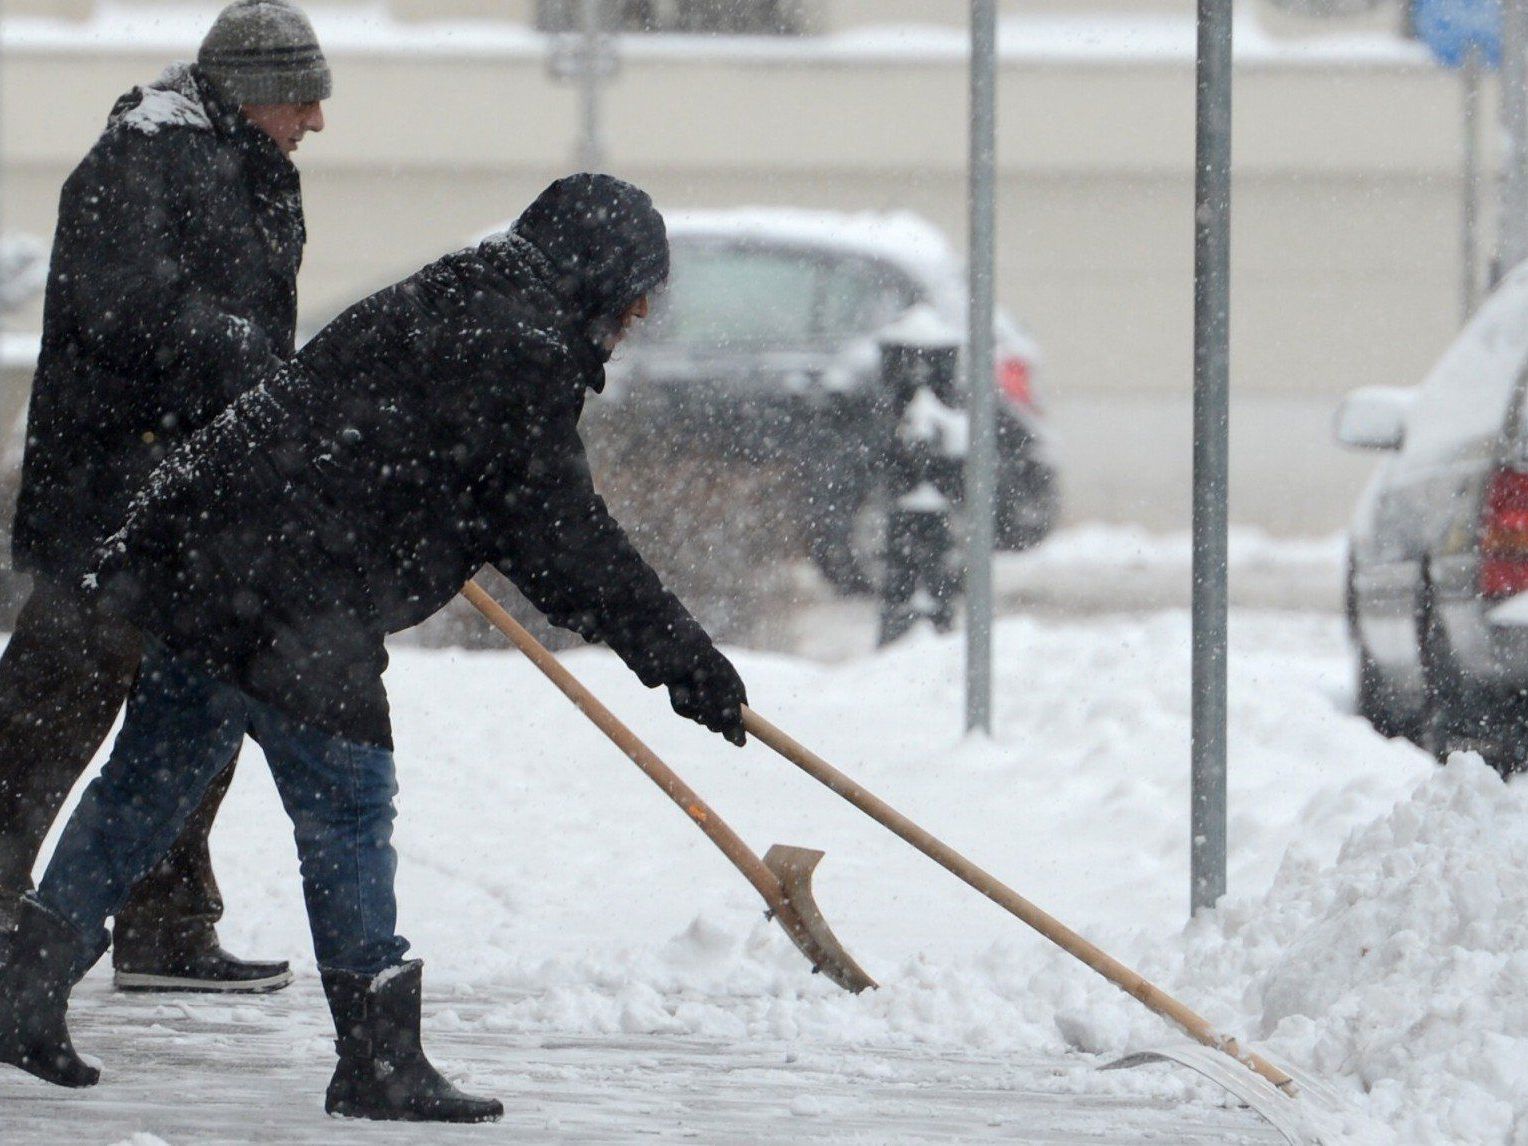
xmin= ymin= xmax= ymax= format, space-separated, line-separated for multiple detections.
xmin=13 ymin=62 xmax=304 ymax=582
xmin=90 ymin=177 xmax=715 ymax=749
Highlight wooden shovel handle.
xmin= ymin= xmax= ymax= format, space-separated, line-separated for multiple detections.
xmin=460 ymin=581 xmax=783 ymax=903
xmin=741 ymin=705 xmax=1296 ymax=1096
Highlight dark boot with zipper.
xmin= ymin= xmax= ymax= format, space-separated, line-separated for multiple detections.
xmin=321 ymin=959 xmax=501 ymax=1123
xmin=0 ymin=898 xmax=99 ymax=1087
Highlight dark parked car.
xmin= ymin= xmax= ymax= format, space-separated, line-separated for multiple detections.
xmin=595 ymin=208 xmax=1060 ymax=593
xmin=1338 ymin=264 xmax=1528 ymax=772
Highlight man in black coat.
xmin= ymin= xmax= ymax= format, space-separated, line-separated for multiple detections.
xmin=0 ymin=175 xmax=749 ymax=1124
xmin=0 ymin=0 xmax=327 ymax=992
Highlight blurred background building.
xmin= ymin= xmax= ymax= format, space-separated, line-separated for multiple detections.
xmin=0 ymin=0 xmax=1473 ymax=533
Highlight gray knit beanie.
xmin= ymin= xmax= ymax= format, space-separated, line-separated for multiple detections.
xmin=198 ymin=0 xmax=331 ymax=106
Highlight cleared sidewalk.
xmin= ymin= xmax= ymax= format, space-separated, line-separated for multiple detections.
xmin=0 ymin=973 xmax=1283 ymax=1144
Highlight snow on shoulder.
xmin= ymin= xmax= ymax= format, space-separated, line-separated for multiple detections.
xmin=115 ymin=64 xmax=211 ymax=137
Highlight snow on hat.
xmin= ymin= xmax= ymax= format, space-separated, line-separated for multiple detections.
xmin=198 ymin=0 xmax=331 ymax=107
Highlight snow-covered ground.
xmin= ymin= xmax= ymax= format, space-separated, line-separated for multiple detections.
xmin=6 ymin=527 xmax=1525 ymax=1142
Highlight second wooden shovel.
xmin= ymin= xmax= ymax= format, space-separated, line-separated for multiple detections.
xmin=742 ymin=705 xmax=1300 ymax=1097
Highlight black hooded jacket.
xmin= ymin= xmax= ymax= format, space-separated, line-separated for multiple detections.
xmin=14 ymin=64 xmax=304 ymax=582
xmin=90 ymin=176 xmax=711 ymax=749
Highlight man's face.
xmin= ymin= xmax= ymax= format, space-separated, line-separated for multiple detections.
xmin=241 ymin=101 xmax=325 ymax=155
xmin=602 ymin=295 xmax=650 ymax=352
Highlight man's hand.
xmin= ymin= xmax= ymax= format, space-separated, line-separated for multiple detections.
xmin=668 ymin=647 xmax=748 ymax=746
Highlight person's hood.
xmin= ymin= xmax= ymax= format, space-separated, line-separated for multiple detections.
xmin=509 ymin=174 xmax=669 ymax=362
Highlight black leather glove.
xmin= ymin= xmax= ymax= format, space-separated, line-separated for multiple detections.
xmin=668 ymin=645 xmax=748 ymax=746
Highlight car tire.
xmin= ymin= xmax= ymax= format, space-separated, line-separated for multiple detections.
xmin=838 ymin=483 xmax=967 ymax=599
xmin=807 ymin=480 xmax=881 ymax=597
xmin=995 ymin=462 xmax=1059 ymax=552
xmin=1355 ymin=640 xmax=1417 ymax=740
xmin=1417 ymin=597 xmax=1515 ymax=774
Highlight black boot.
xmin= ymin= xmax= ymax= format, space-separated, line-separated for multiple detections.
xmin=0 ymin=898 xmax=98 ymax=1087
xmin=321 ymin=960 xmax=501 ymax=1123
xmin=113 ymin=920 xmax=293 ymax=994
xmin=111 ymin=763 xmax=291 ymax=994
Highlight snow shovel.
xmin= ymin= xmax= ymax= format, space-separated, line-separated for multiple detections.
xmin=740 ymin=705 xmax=1301 ymax=1098
xmin=459 ymin=580 xmax=876 ymax=995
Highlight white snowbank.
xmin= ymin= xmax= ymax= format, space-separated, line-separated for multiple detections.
xmin=1234 ymin=757 xmax=1528 ymax=1143
xmin=1006 ymin=520 xmax=1348 ymax=575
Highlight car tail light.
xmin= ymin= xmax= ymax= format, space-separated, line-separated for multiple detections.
xmin=1480 ymin=467 xmax=1528 ymax=597
xmin=996 ymin=356 xmax=1035 ymax=409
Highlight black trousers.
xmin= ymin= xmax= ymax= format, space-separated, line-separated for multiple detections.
xmin=0 ymin=577 xmax=238 ymax=960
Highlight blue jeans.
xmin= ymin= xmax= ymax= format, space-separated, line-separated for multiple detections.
xmin=35 ymin=643 xmax=409 ymax=976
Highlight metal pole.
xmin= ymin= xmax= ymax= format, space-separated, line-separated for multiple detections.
xmin=1463 ymin=48 xmax=1482 ymax=320
xmin=578 ymin=0 xmax=605 ymax=171
xmin=1500 ymin=0 xmax=1528 ymax=278
xmin=1191 ymin=0 xmax=1231 ymax=916
xmin=965 ymin=0 xmax=997 ymax=736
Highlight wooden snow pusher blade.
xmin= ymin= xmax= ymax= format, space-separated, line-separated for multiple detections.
xmin=460 ymin=580 xmax=876 ymax=995
xmin=762 ymin=844 xmax=876 ymax=994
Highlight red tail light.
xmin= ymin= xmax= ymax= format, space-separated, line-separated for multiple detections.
xmin=996 ymin=357 xmax=1034 ymax=409
xmin=1480 ymin=468 xmax=1528 ymax=597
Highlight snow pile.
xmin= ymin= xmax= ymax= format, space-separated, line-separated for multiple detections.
xmin=1004 ymin=521 xmax=1347 ymax=577
xmin=1044 ymin=751 xmax=1528 ymax=1143
xmin=1228 ymin=757 xmax=1528 ymax=1143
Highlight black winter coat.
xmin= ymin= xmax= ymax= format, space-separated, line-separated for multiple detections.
xmin=15 ymin=63 xmax=303 ymax=582
xmin=92 ymin=187 xmax=712 ymax=750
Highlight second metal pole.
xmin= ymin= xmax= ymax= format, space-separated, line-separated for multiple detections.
xmin=965 ymin=0 xmax=997 ymax=735
xmin=578 ymin=0 xmax=606 ymax=171
xmin=1463 ymin=48 xmax=1482 ymax=321
xmin=1500 ymin=0 xmax=1528 ymax=279
xmin=1191 ymin=0 xmax=1231 ymax=916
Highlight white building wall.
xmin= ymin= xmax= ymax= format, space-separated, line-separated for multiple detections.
xmin=0 ymin=1 xmax=1470 ymax=533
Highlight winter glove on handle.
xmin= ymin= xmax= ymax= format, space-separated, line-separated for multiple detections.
xmin=668 ymin=646 xmax=748 ymax=746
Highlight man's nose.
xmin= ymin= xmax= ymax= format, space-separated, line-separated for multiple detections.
xmin=305 ymin=104 xmax=325 ymax=134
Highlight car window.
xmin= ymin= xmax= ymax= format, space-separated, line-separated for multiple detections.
xmin=1403 ymin=270 xmax=1528 ymax=467
xmin=820 ymin=258 xmax=913 ymax=337
xmin=636 ymin=243 xmax=914 ymax=349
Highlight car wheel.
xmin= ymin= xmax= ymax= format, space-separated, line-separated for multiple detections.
xmin=995 ymin=462 xmax=1059 ymax=552
xmin=839 ymin=484 xmax=972 ymax=598
xmin=807 ymin=481 xmax=881 ymax=597
xmin=1355 ymin=640 xmax=1416 ymax=740
xmin=1418 ymin=599 xmax=1514 ymax=773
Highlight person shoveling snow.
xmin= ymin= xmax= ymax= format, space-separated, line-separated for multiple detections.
xmin=0 ymin=174 xmax=748 ymax=1123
